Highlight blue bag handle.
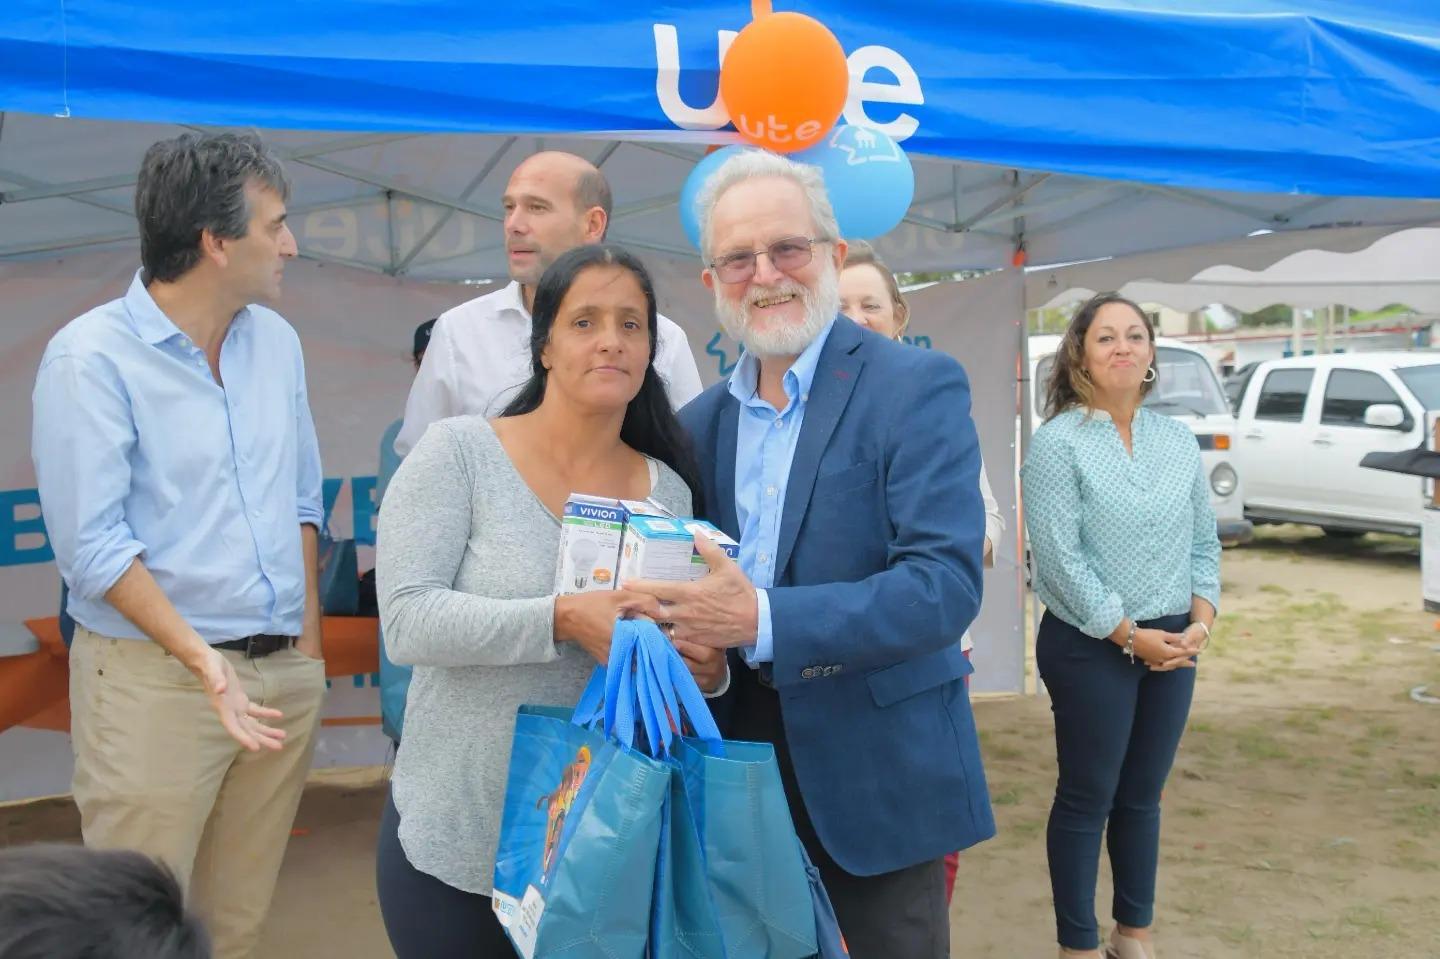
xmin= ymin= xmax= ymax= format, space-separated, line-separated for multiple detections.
xmin=603 ymin=620 xmax=643 ymax=748
xmin=569 ymin=619 xmax=724 ymax=755
xmin=632 ymin=622 xmax=723 ymax=746
xmin=634 ymin=632 xmax=680 ymax=757
xmin=571 ymin=666 xmax=608 ymax=729
xmin=616 ymin=620 xmax=670 ymax=756
xmin=633 ymin=648 xmax=668 ymax=758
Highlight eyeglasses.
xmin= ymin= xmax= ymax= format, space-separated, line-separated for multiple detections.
xmin=708 ymin=236 xmax=830 ymax=285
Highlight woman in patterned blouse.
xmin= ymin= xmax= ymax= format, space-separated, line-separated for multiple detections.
xmin=1021 ymin=293 xmax=1220 ymax=959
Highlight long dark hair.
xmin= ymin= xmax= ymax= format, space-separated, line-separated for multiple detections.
xmin=501 ymin=244 xmax=704 ymax=514
xmin=1043 ymin=292 xmax=1157 ymax=420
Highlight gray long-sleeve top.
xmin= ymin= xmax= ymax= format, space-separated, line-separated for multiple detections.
xmin=376 ymin=416 xmax=692 ymax=894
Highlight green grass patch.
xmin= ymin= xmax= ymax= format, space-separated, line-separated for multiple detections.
xmin=1341 ymin=906 xmax=1398 ymax=936
xmin=1006 ymin=819 xmax=1045 ymax=840
xmin=1235 ymin=727 xmax=1291 ymax=761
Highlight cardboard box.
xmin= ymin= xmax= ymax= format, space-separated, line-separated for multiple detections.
xmin=617 ymin=516 xmax=740 ymax=584
xmin=553 ymin=494 xmax=671 ymax=594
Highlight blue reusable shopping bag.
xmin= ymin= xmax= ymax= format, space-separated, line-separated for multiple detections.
xmin=626 ymin=623 xmax=818 ymax=959
xmin=798 ymin=843 xmax=850 ymax=958
xmin=316 ymin=524 xmax=358 ymax=615
xmin=491 ymin=625 xmax=669 ymax=959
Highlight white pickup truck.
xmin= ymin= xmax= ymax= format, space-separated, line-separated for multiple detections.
xmin=1233 ymin=351 xmax=1440 ymax=536
xmin=1029 ymin=335 xmax=1253 ymax=545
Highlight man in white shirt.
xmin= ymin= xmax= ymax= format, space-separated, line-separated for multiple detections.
xmin=395 ymin=151 xmax=703 ymax=454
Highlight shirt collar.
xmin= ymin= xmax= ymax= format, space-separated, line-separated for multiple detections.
xmin=1084 ymin=406 xmax=1141 ymax=427
xmin=726 ymin=316 xmax=837 ymax=406
xmin=123 ymin=269 xmax=256 ymax=346
xmin=123 ymin=270 xmax=186 ymax=344
xmin=496 ymin=280 xmax=531 ymax=320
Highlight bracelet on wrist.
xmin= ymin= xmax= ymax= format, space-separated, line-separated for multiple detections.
xmin=1124 ymin=620 xmax=1136 ymax=663
xmin=1191 ymin=620 xmax=1211 ymax=650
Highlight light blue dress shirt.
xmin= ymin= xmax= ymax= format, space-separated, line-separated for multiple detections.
xmin=1021 ymin=406 xmax=1221 ymax=639
xmin=31 ymin=271 xmax=325 ymax=643
xmin=728 ymin=318 xmax=837 ymax=663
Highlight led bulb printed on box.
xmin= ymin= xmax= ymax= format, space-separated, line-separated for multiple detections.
xmin=553 ymin=494 xmax=674 ymax=595
xmin=553 ymin=495 xmax=624 ymax=595
xmin=617 ymin=516 xmax=740 ymax=584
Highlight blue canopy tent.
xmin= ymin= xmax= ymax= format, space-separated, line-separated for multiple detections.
xmin=3 ymin=0 xmax=1440 ymax=276
xmin=1 ymin=1 xmax=1439 ymax=710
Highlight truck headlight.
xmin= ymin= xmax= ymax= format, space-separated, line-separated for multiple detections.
xmin=1210 ymin=463 xmax=1237 ymax=497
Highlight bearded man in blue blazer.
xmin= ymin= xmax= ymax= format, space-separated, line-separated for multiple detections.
xmin=626 ymin=150 xmax=995 ymax=957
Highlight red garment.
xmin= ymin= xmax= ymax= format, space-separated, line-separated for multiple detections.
xmin=945 ymin=649 xmax=974 ymax=904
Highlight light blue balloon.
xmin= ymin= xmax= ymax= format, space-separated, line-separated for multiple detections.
xmin=795 ymin=126 xmax=915 ymax=240
xmin=679 ymin=145 xmax=747 ymax=249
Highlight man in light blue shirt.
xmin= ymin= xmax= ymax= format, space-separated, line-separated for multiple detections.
xmin=725 ymin=315 xmax=834 ymax=664
xmin=30 ymin=132 xmax=327 ymax=959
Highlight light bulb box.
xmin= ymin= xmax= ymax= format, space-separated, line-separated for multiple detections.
xmin=554 ymin=494 xmax=670 ymax=594
xmin=617 ymin=516 xmax=740 ymax=584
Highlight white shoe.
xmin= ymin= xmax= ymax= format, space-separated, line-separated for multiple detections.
xmin=1105 ymin=927 xmax=1155 ymax=959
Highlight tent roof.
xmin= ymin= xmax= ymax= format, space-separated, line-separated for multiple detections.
xmin=1029 ymin=224 xmax=1440 ymax=312
xmin=6 ymin=1 xmax=1440 ymax=197
xmin=4 ymin=114 xmax=1440 ymax=279
xmin=4 ymin=2 xmax=1440 ymax=276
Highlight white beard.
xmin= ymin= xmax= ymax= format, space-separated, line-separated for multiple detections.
xmin=714 ymin=261 xmax=839 ymax=358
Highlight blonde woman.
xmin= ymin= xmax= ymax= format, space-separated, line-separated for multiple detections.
xmin=839 ymin=240 xmax=1003 ymax=903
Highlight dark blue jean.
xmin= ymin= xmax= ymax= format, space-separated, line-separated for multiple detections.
xmin=1036 ymin=610 xmax=1196 ymax=951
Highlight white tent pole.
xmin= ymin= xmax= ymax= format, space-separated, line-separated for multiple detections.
xmin=394 ymin=135 xmax=518 ymax=272
xmin=964 ymin=183 xmax=1108 ymax=234
xmin=0 ymin=195 xmax=385 ymax=261
xmin=291 ymin=155 xmax=505 ymax=224
xmin=1279 ymin=194 xmax=1340 ymax=223
xmin=0 ymin=230 xmax=137 ymax=257
xmin=0 ymin=166 xmax=134 ymax=219
xmin=1012 ymin=185 xmax=1133 ymax=239
xmin=1135 ymin=182 xmax=1288 ymax=226
xmin=1016 ymin=307 xmax=1039 ymax=696
xmin=611 ymin=192 xmax=683 ymax=220
xmin=593 ymin=141 xmax=622 ymax=168
xmin=385 ymin=191 xmax=398 ymax=273
xmin=953 ymin=173 xmax=1050 ymax=232
xmin=0 ymin=132 xmax=420 ymax=205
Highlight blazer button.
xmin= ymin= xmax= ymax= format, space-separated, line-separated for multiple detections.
xmin=826 ymin=665 xmax=842 ymax=676
xmin=801 ymin=667 xmax=816 ymax=679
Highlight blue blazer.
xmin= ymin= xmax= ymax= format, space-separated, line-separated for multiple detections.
xmin=680 ymin=316 xmax=996 ymax=876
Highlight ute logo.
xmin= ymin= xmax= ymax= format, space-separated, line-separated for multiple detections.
xmin=653 ymin=23 xmax=924 ymax=141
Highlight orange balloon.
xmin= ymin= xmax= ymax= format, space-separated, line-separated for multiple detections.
xmin=719 ymin=12 xmax=849 ymax=154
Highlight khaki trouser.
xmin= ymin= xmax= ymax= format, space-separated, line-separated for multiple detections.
xmin=69 ymin=626 xmax=327 ymax=959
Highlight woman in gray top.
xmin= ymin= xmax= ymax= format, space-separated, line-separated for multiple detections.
xmin=374 ymin=244 xmax=721 ymax=959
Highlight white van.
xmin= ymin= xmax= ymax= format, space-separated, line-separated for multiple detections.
xmin=1234 ymin=351 xmax=1440 ymax=536
xmin=1028 ymin=334 xmax=1253 ymax=545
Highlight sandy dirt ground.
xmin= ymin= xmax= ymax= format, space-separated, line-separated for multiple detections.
xmin=4 ymin=525 xmax=1438 ymax=958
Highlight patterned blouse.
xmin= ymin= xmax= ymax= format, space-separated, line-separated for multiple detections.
xmin=1021 ymin=406 xmax=1222 ymax=638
